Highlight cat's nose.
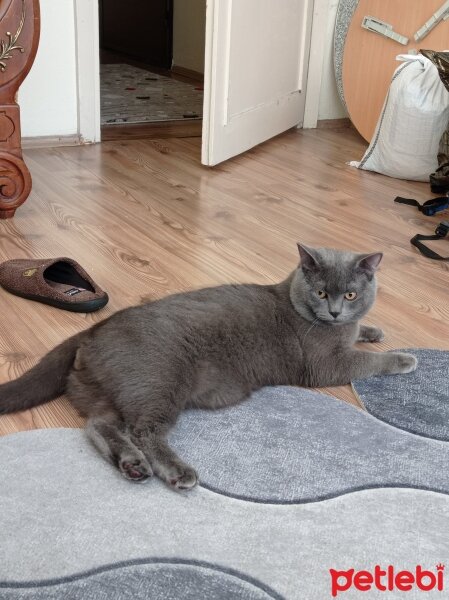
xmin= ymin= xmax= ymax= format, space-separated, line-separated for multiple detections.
xmin=329 ymin=311 xmax=340 ymax=319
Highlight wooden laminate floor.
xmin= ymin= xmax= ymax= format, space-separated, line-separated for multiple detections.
xmin=0 ymin=128 xmax=448 ymax=435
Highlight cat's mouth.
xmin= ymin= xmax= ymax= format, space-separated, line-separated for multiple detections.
xmin=316 ymin=314 xmax=346 ymax=325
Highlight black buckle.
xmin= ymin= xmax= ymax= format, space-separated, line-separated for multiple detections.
xmin=436 ymin=220 xmax=449 ymax=237
xmin=394 ymin=195 xmax=449 ymax=216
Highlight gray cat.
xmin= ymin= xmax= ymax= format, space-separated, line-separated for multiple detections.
xmin=0 ymin=245 xmax=417 ymax=490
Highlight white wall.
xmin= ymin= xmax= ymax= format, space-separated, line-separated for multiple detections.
xmin=19 ymin=0 xmax=79 ymax=138
xmin=317 ymin=0 xmax=347 ymax=120
xmin=172 ymin=0 xmax=206 ymax=74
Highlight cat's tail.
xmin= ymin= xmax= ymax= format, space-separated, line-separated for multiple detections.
xmin=0 ymin=332 xmax=83 ymax=415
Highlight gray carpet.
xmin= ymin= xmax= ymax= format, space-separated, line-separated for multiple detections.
xmin=169 ymin=386 xmax=449 ymax=502
xmin=0 ymin=561 xmax=282 ymax=600
xmin=1 ymin=385 xmax=449 ymax=599
xmin=353 ymin=349 xmax=449 ymax=441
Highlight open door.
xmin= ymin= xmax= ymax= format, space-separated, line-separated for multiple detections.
xmin=202 ymin=0 xmax=314 ymax=166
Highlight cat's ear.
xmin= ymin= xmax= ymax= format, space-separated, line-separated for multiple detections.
xmin=356 ymin=252 xmax=383 ymax=278
xmin=297 ymin=243 xmax=320 ymax=272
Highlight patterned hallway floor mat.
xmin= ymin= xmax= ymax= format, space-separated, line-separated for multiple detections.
xmin=101 ymin=63 xmax=203 ymax=125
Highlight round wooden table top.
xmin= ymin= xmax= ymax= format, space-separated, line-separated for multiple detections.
xmin=343 ymin=0 xmax=449 ymax=142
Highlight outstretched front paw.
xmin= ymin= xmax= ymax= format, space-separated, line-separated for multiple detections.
xmin=387 ymin=352 xmax=418 ymax=375
xmin=358 ymin=325 xmax=385 ymax=343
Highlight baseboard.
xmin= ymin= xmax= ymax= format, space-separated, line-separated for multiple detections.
xmin=317 ymin=118 xmax=352 ymax=129
xmin=22 ymin=134 xmax=85 ymax=149
xmin=171 ymin=65 xmax=204 ymax=82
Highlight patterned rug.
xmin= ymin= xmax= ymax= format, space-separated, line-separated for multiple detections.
xmin=100 ymin=64 xmax=203 ymax=125
xmin=1 ymin=382 xmax=448 ymax=599
xmin=353 ymin=349 xmax=449 ymax=440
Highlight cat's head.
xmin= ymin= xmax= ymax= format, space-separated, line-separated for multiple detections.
xmin=290 ymin=244 xmax=382 ymax=325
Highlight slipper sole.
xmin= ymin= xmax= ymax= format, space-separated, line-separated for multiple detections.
xmin=1 ymin=285 xmax=109 ymax=313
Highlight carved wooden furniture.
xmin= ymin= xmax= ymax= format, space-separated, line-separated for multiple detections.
xmin=0 ymin=0 xmax=40 ymax=219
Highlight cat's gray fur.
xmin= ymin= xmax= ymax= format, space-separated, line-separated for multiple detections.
xmin=0 ymin=245 xmax=417 ymax=490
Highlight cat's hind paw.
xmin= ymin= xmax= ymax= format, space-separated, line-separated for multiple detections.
xmin=158 ymin=463 xmax=198 ymax=491
xmin=119 ymin=458 xmax=153 ymax=482
xmin=170 ymin=468 xmax=198 ymax=491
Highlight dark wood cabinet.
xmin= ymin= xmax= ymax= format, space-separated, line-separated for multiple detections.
xmin=100 ymin=0 xmax=173 ymax=69
xmin=0 ymin=0 xmax=40 ymax=219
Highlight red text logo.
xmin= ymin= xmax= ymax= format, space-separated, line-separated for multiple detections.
xmin=329 ymin=565 xmax=444 ymax=597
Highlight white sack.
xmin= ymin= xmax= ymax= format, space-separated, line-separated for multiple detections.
xmin=350 ymin=54 xmax=449 ymax=181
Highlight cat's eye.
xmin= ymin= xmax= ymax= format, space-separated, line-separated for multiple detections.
xmin=317 ymin=290 xmax=327 ymax=299
xmin=344 ymin=292 xmax=357 ymax=301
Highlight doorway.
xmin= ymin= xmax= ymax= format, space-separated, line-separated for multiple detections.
xmin=77 ymin=0 xmax=315 ymax=162
xmin=99 ymin=0 xmax=205 ymax=140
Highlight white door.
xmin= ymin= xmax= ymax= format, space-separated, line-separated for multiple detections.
xmin=202 ymin=0 xmax=314 ymax=166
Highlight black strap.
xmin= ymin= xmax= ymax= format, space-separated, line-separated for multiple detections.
xmin=395 ymin=196 xmax=449 ymax=216
xmin=411 ymin=221 xmax=449 ymax=260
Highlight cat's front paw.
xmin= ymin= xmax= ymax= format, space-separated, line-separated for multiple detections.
xmin=387 ymin=352 xmax=418 ymax=375
xmin=358 ymin=325 xmax=385 ymax=343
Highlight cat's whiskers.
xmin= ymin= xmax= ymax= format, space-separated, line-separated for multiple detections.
xmin=303 ymin=318 xmax=319 ymax=342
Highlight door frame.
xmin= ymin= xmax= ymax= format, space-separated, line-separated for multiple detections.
xmin=303 ymin=0 xmax=329 ymax=128
xmin=75 ymin=0 xmax=101 ymax=143
xmin=75 ymin=0 xmax=328 ymax=145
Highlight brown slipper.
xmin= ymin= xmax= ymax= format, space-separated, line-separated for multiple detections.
xmin=0 ymin=257 xmax=109 ymax=312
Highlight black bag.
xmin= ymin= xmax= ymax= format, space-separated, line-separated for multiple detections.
xmin=420 ymin=50 xmax=449 ymax=193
